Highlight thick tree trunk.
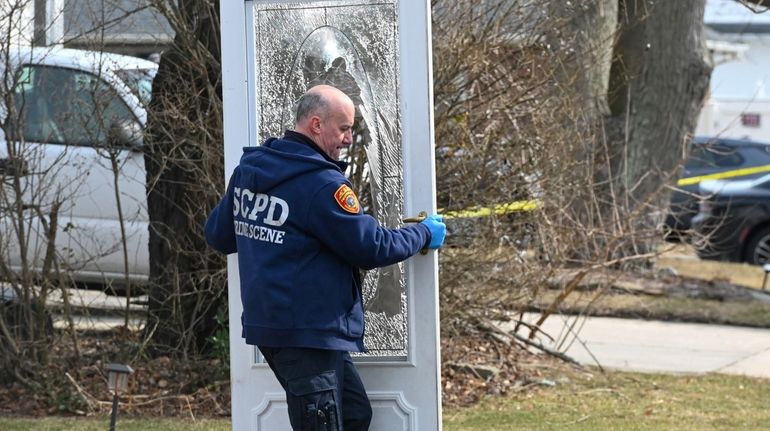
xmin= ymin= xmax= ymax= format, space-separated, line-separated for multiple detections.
xmin=546 ymin=0 xmax=711 ymax=262
xmin=609 ymin=0 xmax=711 ymax=215
xmin=144 ymin=0 xmax=226 ymax=356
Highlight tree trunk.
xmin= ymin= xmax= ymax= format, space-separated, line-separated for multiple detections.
xmin=548 ymin=0 xmax=711 ymax=263
xmin=609 ymin=0 xmax=711 ymax=221
xmin=144 ymin=0 xmax=226 ymax=357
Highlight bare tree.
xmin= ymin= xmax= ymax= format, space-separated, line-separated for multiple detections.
xmin=430 ymin=0 xmax=714 ymax=351
xmin=609 ymin=0 xmax=711 ymax=213
xmin=0 ymin=0 xmax=64 ymax=386
xmin=541 ymin=0 xmax=712 ymax=262
xmin=143 ymin=0 xmax=226 ymax=357
xmin=0 ymin=0 xmax=161 ymax=388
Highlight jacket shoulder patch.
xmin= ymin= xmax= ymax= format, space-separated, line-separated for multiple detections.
xmin=334 ymin=184 xmax=360 ymax=214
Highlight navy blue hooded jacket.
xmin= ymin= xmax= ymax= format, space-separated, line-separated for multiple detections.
xmin=204 ymin=131 xmax=431 ymax=352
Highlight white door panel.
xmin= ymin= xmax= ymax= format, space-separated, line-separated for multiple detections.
xmin=222 ymin=1 xmax=440 ymax=429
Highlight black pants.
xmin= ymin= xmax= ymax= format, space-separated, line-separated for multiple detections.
xmin=259 ymin=346 xmax=372 ymax=431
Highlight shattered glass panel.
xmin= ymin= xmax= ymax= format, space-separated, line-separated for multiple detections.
xmin=254 ymin=1 xmax=406 ymax=358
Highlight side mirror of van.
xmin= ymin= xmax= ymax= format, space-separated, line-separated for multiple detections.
xmin=107 ymin=120 xmax=143 ymax=150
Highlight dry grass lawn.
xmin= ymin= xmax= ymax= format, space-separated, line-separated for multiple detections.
xmin=5 ymin=370 xmax=768 ymax=431
xmin=444 ymin=368 xmax=770 ymax=431
xmin=656 ymin=244 xmax=770 ymax=290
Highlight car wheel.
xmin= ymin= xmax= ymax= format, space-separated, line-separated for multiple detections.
xmin=745 ymin=227 xmax=770 ymax=265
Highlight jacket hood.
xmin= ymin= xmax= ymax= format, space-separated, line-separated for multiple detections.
xmin=239 ymin=136 xmax=345 ymax=192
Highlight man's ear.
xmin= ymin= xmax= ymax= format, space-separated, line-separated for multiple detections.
xmin=310 ymin=116 xmax=322 ymax=134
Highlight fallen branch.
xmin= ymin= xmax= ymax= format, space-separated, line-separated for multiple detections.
xmin=122 ymin=394 xmax=195 ymax=408
xmin=509 ymin=329 xmax=582 ymax=366
xmin=531 ymin=253 xmax=659 ymax=340
xmin=477 ymin=318 xmax=580 ymax=366
xmin=64 ymin=372 xmax=99 ymax=412
xmin=530 ymin=270 xmax=588 ymax=340
xmin=185 ymin=395 xmax=196 ymax=422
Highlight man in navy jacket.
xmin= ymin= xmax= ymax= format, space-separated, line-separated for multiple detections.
xmin=205 ymin=85 xmax=445 ymax=430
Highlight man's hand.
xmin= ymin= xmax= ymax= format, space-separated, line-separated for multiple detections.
xmin=421 ymin=214 xmax=446 ymax=250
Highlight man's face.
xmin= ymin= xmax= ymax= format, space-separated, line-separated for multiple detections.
xmin=317 ymin=100 xmax=354 ymax=161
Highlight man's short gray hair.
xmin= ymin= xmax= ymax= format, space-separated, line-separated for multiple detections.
xmin=295 ymin=92 xmax=328 ymax=124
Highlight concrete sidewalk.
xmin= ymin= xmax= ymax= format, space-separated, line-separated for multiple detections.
xmin=504 ymin=314 xmax=770 ymax=378
xmin=2 ymin=283 xmax=147 ymax=332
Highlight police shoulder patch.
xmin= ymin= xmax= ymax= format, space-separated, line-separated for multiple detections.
xmin=334 ymin=184 xmax=360 ymax=214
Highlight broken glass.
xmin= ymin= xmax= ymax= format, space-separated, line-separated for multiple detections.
xmin=253 ymin=1 xmax=406 ymax=358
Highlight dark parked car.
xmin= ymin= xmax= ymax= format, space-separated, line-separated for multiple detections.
xmin=691 ymin=173 xmax=770 ymax=264
xmin=665 ymin=137 xmax=770 ymax=239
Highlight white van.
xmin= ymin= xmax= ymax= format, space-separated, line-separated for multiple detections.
xmin=0 ymin=46 xmax=157 ymax=285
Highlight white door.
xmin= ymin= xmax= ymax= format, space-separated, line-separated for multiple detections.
xmin=221 ymin=1 xmax=441 ymax=430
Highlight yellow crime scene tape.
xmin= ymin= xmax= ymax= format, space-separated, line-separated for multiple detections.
xmin=677 ymin=164 xmax=770 ymax=187
xmin=403 ymin=164 xmax=770 ymax=223
xmin=441 ymin=200 xmax=541 ymax=219
xmin=403 ymin=199 xmax=541 ymax=223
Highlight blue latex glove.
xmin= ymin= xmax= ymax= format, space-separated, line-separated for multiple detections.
xmin=421 ymin=214 xmax=446 ymax=250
